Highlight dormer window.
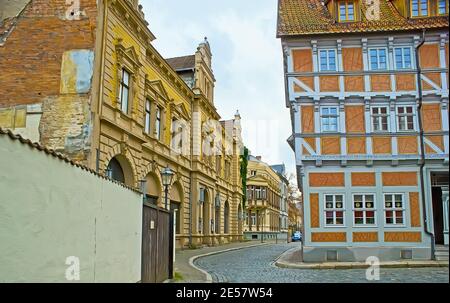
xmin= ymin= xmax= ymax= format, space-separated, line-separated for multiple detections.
xmin=338 ymin=1 xmax=355 ymax=22
xmin=411 ymin=0 xmax=429 ymax=17
xmin=438 ymin=0 xmax=448 ymax=15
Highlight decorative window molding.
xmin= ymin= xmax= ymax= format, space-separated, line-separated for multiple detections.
xmin=115 ymin=40 xmax=142 ymax=115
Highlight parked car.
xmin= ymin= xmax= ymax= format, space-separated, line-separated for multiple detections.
xmin=291 ymin=231 xmax=302 ymax=242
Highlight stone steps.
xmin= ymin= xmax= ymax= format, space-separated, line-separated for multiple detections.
xmin=435 ymin=245 xmax=449 ymax=261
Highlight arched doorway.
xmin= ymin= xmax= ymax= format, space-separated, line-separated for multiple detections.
xmin=224 ymin=201 xmax=230 ymax=234
xmin=106 ymin=155 xmax=134 ymax=186
xmin=170 ymin=182 xmax=183 ymax=235
xmin=145 ymin=172 xmax=161 ymax=206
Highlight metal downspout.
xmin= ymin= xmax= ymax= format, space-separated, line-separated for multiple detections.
xmin=415 ymin=29 xmax=436 ymax=260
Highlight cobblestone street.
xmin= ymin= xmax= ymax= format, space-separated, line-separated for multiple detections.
xmin=194 ymin=243 xmax=449 ymax=283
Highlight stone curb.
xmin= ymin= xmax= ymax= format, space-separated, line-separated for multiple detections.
xmin=187 ymin=243 xmax=272 ymax=283
xmin=275 ymin=260 xmax=449 ymax=270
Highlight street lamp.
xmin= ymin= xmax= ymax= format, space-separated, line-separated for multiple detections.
xmin=161 ymin=166 xmax=174 ymax=210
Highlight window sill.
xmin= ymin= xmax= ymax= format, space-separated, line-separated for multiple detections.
xmin=324 ymin=225 xmax=347 ymax=228
xmin=321 ymin=131 xmax=340 ymax=135
xmin=372 ymin=130 xmax=390 ymax=134
xmin=384 ymin=224 xmax=406 ymax=228
xmin=352 ymin=224 xmax=378 ymax=228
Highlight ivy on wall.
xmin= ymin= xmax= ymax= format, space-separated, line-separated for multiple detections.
xmin=240 ymin=146 xmax=249 ymax=207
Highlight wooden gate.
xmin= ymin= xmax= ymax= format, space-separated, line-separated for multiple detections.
xmin=141 ymin=202 xmax=174 ymax=283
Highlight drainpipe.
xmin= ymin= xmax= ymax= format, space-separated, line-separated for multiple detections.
xmin=188 ymin=100 xmax=194 ymax=247
xmin=415 ymin=29 xmax=435 ymax=260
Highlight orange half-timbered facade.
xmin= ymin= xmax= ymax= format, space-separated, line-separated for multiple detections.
xmin=278 ymin=0 xmax=449 ymax=262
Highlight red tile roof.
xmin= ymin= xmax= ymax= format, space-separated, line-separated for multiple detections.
xmin=277 ymin=0 xmax=449 ymax=37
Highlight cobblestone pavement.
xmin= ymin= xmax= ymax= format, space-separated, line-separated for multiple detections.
xmin=194 ymin=243 xmax=449 ymax=283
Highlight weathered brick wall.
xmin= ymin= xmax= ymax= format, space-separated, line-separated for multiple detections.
xmin=0 ymin=0 xmax=97 ymax=106
xmin=0 ymin=0 xmax=98 ymax=162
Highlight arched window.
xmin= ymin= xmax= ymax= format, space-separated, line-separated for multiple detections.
xmin=106 ymin=157 xmax=125 ymax=183
xmin=224 ymin=201 xmax=230 ymax=234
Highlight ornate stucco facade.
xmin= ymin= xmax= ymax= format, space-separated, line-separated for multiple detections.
xmin=244 ymin=156 xmax=287 ymax=240
xmin=278 ymin=0 xmax=449 ymax=261
xmin=0 ymin=0 xmax=244 ymax=248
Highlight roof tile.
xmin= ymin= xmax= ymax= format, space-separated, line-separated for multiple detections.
xmin=277 ymin=0 xmax=449 ymax=37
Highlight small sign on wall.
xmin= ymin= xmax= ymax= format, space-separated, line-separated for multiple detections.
xmin=150 ymin=220 xmax=155 ymax=230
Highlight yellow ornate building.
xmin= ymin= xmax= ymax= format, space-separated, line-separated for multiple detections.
xmin=0 ymin=0 xmax=244 ymax=248
xmin=244 ymin=156 xmax=285 ymax=240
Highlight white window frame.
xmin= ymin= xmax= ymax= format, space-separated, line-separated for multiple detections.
xmin=155 ymin=106 xmax=162 ymax=140
xmin=371 ymin=106 xmax=390 ymax=132
xmin=319 ymin=49 xmax=337 ymax=72
xmin=119 ymin=68 xmax=131 ymax=114
xmin=394 ymin=47 xmax=413 ymax=70
xmin=383 ymin=193 xmax=406 ymax=226
xmin=352 ymin=193 xmax=377 ymax=227
xmin=438 ymin=0 xmax=448 ymax=15
xmin=324 ymin=193 xmax=346 ymax=227
xmin=255 ymin=186 xmax=262 ymax=199
xmin=338 ymin=1 xmax=356 ymax=22
xmin=396 ymin=105 xmax=416 ymax=132
xmin=251 ymin=213 xmax=257 ymax=226
xmin=369 ymin=47 xmax=388 ymax=70
xmin=411 ymin=0 xmax=429 ymax=17
xmin=144 ymin=99 xmax=151 ymax=134
xmin=320 ymin=106 xmax=339 ymax=133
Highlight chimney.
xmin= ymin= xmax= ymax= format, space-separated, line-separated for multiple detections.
xmin=256 ymin=156 xmax=262 ymax=161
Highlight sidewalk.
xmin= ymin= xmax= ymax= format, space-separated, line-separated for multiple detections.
xmin=171 ymin=241 xmax=273 ymax=283
xmin=275 ymin=246 xmax=450 ymax=270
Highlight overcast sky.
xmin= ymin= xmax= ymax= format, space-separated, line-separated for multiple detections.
xmin=143 ymin=0 xmax=295 ymax=178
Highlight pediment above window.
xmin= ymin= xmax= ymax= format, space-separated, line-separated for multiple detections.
xmin=115 ymin=39 xmax=142 ymax=71
xmin=145 ymin=79 xmax=170 ymax=102
xmin=171 ymin=102 xmax=191 ymax=120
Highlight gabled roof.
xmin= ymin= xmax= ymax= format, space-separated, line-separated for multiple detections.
xmin=166 ymin=55 xmax=195 ymax=71
xmin=277 ymin=0 xmax=449 ymax=37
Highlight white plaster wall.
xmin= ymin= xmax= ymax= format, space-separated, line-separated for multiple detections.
xmin=12 ymin=113 xmax=42 ymax=143
xmin=0 ymin=135 xmax=143 ymax=282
